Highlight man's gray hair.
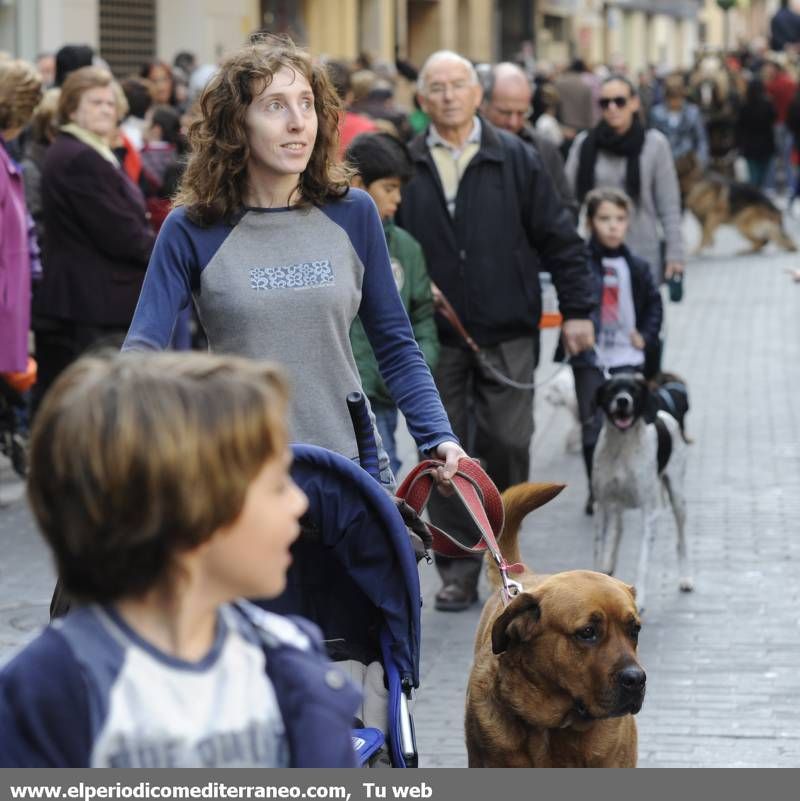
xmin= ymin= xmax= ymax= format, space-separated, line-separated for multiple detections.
xmin=481 ymin=62 xmax=531 ymax=104
xmin=417 ymin=50 xmax=479 ymax=93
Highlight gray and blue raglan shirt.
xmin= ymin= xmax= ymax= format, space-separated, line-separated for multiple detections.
xmin=123 ymin=189 xmax=455 ymax=460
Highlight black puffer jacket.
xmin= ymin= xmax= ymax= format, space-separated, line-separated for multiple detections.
xmin=397 ymin=119 xmax=593 ymax=348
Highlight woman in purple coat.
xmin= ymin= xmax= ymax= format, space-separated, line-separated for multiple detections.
xmin=0 ymin=60 xmax=42 ymax=373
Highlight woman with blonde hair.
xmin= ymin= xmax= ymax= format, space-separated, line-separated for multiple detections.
xmin=124 ymin=36 xmax=464 ymax=484
xmin=0 ymin=58 xmax=43 ymax=373
xmin=32 ymin=66 xmax=154 ymax=415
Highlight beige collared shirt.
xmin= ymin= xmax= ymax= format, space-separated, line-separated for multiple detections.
xmin=426 ymin=117 xmax=481 ymax=217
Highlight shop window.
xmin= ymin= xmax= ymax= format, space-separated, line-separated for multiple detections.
xmin=99 ymin=0 xmax=156 ymax=77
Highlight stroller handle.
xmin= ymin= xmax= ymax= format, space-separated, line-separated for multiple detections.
xmin=346 ymin=391 xmax=382 ymax=483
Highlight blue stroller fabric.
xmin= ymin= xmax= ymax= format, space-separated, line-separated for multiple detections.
xmin=352 ymin=728 xmax=385 ymax=763
xmin=257 ymin=444 xmax=422 ymax=766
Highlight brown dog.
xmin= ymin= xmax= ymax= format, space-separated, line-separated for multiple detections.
xmin=686 ymin=175 xmax=797 ymax=255
xmin=465 ymin=484 xmax=645 ymax=768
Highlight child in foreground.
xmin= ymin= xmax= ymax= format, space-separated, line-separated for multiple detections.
xmin=571 ymin=188 xmax=663 ymax=513
xmin=0 ymin=351 xmax=360 ymax=767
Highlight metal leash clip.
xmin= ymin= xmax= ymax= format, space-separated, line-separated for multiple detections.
xmin=498 ymin=559 xmax=524 ymax=604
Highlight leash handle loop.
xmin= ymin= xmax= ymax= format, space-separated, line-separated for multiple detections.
xmin=396 ymin=459 xmax=523 ymax=604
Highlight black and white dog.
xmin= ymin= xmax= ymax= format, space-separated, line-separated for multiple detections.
xmin=592 ymin=373 xmax=693 ymax=613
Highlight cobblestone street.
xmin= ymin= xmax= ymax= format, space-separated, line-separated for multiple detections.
xmin=1 ymin=219 xmax=799 ymax=767
xmin=411 ymin=219 xmax=800 ymax=767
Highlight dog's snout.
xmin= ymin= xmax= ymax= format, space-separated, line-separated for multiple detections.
xmin=615 ymin=393 xmax=631 ymax=410
xmin=618 ymin=665 xmax=646 ymax=692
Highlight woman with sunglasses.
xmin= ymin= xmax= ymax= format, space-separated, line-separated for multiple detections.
xmin=565 ymin=74 xmax=685 ymax=290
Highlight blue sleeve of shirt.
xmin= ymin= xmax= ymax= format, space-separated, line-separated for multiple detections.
xmin=0 ymin=628 xmax=91 ymax=767
xmin=322 ymin=190 xmax=456 ymax=454
xmin=122 ymin=207 xmax=230 ymax=351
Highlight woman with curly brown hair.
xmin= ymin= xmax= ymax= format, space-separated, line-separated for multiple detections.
xmin=124 ymin=37 xmax=464 ymax=484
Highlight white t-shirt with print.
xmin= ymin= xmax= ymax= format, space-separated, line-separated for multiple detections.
xmin=597 ymin=255 xmax=645 ymax=369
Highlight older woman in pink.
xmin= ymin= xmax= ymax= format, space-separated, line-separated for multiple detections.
xmin=0 ymin=59 xmax=43 ymax=373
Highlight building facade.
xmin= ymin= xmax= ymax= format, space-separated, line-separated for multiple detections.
xmin=2 ymin=0 xmax=261 ymax=71
xmin=2 ymin=0 xmax=777 ymax=78
xmin=590 ymin=1 xmax=702 ymax=73
xmin=698 ymin=0 xmax=779 ymax=52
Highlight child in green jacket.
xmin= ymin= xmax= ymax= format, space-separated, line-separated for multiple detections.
xmin=347 ymin=133 xmax=439 ymax=475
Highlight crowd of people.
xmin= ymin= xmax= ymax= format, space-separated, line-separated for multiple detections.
xmin=0 ymin=24 xmax=798 ymax=766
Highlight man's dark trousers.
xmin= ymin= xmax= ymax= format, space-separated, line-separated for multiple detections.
xmin=429 ymin=335 xmax=539 ymax=591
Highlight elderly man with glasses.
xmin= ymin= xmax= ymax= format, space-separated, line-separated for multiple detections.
xmin=397 ymin=50 xmax=595 ymax=612
xmin=565 ymin=74 xmax=685 ymax=288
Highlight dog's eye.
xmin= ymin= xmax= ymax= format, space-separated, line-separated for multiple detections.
xmin=575 ymin=625 xmax=598 ymax=642
xmin=630 ymin=623 xmax=641 ymax=643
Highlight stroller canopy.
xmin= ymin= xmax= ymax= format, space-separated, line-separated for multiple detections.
xmin=261 ymin=444 xmax=422 ymax=688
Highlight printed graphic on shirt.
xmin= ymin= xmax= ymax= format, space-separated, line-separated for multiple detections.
xmin=101 ymin=718 xmax=288 ymax=768
xmin=600 ymin=264 xmax=621 ymax=344
xmin=597 ymin=256 xmax=644 ymax=369
xmin=249 ymin=260 xmax=335 ymax=291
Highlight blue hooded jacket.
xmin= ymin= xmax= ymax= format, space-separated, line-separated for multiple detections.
xmin=0 ymin=603 xmax=360 ymax=768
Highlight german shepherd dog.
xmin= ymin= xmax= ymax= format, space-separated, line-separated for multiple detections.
xmin=686 ymin=175 xmax=797 ymax=255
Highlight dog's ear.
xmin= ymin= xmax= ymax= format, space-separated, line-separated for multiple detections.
xmin=491 ymin=592 xmax=541 ymax=654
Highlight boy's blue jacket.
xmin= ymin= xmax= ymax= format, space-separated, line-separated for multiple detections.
xmin=0 ymin=604 xmax=360 ymax=768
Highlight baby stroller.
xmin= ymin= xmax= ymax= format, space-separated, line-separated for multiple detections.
xmin=257 ymin=394 xmax=422 ymax=767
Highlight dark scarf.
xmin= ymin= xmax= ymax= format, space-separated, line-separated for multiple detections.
xmin=589 ymin=236 xmax=628 ymax=261
xmin=576 ymin=116 xmax=645 ymax=204
xmin=589 ymin=234 xmax=631 ymax=264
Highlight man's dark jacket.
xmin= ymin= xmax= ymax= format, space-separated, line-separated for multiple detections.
xmin=518 ymin=123 xmax=578 ymax=220
xmin=397 ymin=119 xmax=593 ymax=348
xmin=35 ymin=131 xmax=154 ymax=328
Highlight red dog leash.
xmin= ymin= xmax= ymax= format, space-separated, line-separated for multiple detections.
xmin=396 ymin=458 xmax=524 ymax=605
